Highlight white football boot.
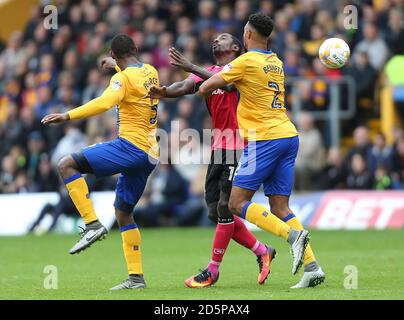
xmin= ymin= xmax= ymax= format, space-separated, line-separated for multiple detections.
xmin=291 ymin=267 xmax=325 ymax=288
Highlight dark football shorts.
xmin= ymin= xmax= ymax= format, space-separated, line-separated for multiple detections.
xmin=204 ymin=148 xmax=242 ymax=205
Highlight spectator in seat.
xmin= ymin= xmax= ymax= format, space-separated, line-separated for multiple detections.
xmin=50 ymin=123 xmax=87 ymax=167
xmin=0 ymin=155 xmax=18 ymax=193
xmin=81 ymin=68 xmax=103 ymax=104
xmin=354 ymin=22 xmax=389 ymax=71
xmin=272 ymin=11 xmax=291 ymax=59
xmin=234 ymin=0 xmax=251 ymax=39
xmin=35 ymin=153 xmax=59 ymax=192
xmin=345 ymin=126 xmax=372 ymax=173
xmin=345 ymin=51 xmax=378 ymax=108
xmin=384 ymin=7 xmax=404 ymax=55
xmin=295 ymin=111 xmax=326 ymax=190
xmin=215 ymin=4 xmax=236 ymax=33
xmin=367 ymin=132 xmax=394 ymax=174
xmin=20 ymin=107 xmax=43 ymax=145
xmin=346 ymin=153 xmax=374 ymax=189
xmin=0 ymin=31 xmax=25 ymax=78
xmin=0 ymin=102 xmax=23 ymax=156
xmin=25 ymin=131 xmax=45 ymax=182
xmin=21 ymin=72 xmax=38 ymax=110
xmin=195 ymin=0 xmax=216 ymax=31
xmin=374 ymin=165 xmax=393 ymax=190
xmin=283 ymin=49 xmax=300 ymax=77
xmin=315 ymin=147 xmax=347 ymax=190
xmin=9 ymin=145 xmax=27 ymax=172
xmin=36 ymin=54 xmax=57 ymax=89
xmin=34 ymin=85 xmax=55 ymax=120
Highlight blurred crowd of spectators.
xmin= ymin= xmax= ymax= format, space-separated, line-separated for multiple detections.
xmin=0 ymin=0 xmax=404 ymax=226
xmin=295 ymin=112 xmax=404 ymax=191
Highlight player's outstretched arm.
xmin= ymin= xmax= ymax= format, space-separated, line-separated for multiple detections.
xmin=169 ymin=47 xmax=214 ymax=80
xmin=42 ymin=74 xmax=125 ymax=125
xmin=199 ymin=73 xmax=227 ymax=97
xmin=41 ymin=113 xmax=70 ymax=125
xmin=147 ymin=79 xmax=196 ymax=99
xmin=169 ymin=47 xmax=235 ymax=92
xmin=41 ymin=94 xmax=117 ymax=125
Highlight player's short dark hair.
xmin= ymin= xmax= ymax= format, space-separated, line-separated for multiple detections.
xmin=248 ymin=12 xmax=274 ymax=38
xmin=231 ymin=35 xmax=243 ymax=56
xmin=110 ymin=34 xmax=137 ymax=59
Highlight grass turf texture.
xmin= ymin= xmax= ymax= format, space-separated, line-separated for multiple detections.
xmin=1 ymin=228 xmax=403 ymax=300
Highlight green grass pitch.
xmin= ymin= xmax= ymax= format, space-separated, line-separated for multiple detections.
xmin=1 ymin=228 xmax=403 ymax=300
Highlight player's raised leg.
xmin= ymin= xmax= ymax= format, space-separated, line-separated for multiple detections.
xmin=58 ymin=155 xmax=107 ymax=254
xmin=110 ymin=207 xmax=146 ymax=290
xmin=270 ymin=196 xmax=325 ymax=288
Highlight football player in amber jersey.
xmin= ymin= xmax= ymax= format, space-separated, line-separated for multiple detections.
xmin=42 ymin=34 xmax=159 ymax=290
xmin=199 ymin=13 xmax=325 ymax=288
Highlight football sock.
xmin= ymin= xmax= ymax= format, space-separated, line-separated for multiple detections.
xmin=286 ymin=229 xmax=300 ymax=245
xmin=129 ymin=274 xmax=144 ymax=281
xmin=232 ymin=215 xmax=267 ymax=256
xmin=207 ymin=261 xmax=219 ymax=280
xmin=207 ymin=217 xmax=235 ymax=280
xmin=304 ymin=261 xmax=319 ymax=272
xmin=252 ymin=240 xmax=268 ymax=256
xmin=242 ymin=201 xmax=291 ymax=240
xmin=86 ymin=220 xmax=103 ymax=229
xmin=64 ymin=173 xmax=97 ymax=225
xmin=283 ymin=213 xmax=317 ymax=267
xmin=120 ymin=224 xmax=143 ymax=275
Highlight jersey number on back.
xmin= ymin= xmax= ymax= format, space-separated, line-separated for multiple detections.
xmin=268 ymin=81 xmax=282 ymax=109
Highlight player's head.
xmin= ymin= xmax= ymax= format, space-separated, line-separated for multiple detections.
xmin=110 ymin=34 xmax=138 ymax=60
xmin=212 ymin=33 xmax=243 ymax=62
xmin=243 ymin=12 xmax=274 ymax=51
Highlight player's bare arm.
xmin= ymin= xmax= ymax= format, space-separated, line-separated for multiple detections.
xmin=41 ymin=112 xmax=70 ymax=125
xmin=42 ymin=80 xmax=124 ymax=125
xmin=169 ymin=47 xmax=215 ymax=79
xmin=198 ymin=73 xmax=227 ymax=97
xmin=169 ymin=47 xmax=235 ymax=92
xmin=147 ymin=78 xmax=196 ymax=99
xmin=100 ymin=56 xmax=118 ymax=72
